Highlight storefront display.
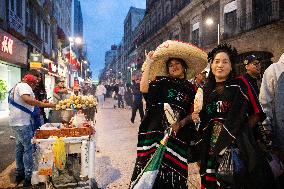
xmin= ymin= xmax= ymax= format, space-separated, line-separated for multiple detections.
xmin=0 ymin=61 xmax=21 ymax=111
xmin=0 ymin=28 xmax=28 ymax=113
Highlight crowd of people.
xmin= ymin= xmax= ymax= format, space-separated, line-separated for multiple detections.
xmin=129 ymin=40 xmax=284 ymax=189
xmin=7 ymin=39 xmax=284 ymax=188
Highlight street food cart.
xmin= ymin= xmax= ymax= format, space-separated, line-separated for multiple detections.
xmin=31 ymin=96 xmax=97 ymax=187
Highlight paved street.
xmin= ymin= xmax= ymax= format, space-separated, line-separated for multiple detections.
xmin=0 ymin=98 xmax=200 ymax=188
xmin=0 ymin=112 xmax=15 ymax=173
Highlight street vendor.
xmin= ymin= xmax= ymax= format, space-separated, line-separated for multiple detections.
xmin=8 ymin=71 xmax=55 ymax=187
xmin=53 ymin=78 xmax=68 ymax=103
xmin=49 ymin=78 xmax=68 ymax=122
xmin=72 ymin=85 xmax=81 ymax=96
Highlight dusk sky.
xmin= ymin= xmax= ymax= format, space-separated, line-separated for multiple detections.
xmin=80 ymin=0 xmax=146 ymax=80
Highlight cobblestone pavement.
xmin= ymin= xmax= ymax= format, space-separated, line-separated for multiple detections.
xmin=0 ymin=98 xmax=200 ymax=189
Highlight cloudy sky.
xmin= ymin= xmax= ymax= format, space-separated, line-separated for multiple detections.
xmin=80 ymin=0 xmax=146 ymax=80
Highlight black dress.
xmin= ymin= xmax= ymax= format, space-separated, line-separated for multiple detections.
xmin=130 ymin=76 xmax=197 ymax=189
xmin=198 ymin=78 xmax=274 ymax=189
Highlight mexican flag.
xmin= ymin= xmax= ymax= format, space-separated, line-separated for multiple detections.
xmin=62 ymin=46 xmax=77 ymax=65
xmin=130 ymin=103 xmax=177 ymax=189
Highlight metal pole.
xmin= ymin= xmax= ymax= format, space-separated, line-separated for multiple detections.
xmin=217 ymin=23 xmax=220 ymax=45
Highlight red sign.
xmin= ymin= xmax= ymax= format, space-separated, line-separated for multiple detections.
xmin=0 ymin=28 xmax=28 ymax=66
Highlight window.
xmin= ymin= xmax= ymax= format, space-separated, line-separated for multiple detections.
xmin=11 ymin=0 xmax=15 ymax=11
xmin=26 ymin=2 xmax=30 ymax=27
xmin=191 ymin=29 xmax=199 ymax=46
xmin=37 ymin=17 xmax=42 ymax=37
xmin=45 ymin=23 xmax=49 ymax=42
xmin=30 ymin=9 xmax=36 ymax=32
xmin=16 ymin=0 xmax=22 ymax=18
xmin=224 ymin=10 xmax=237 ymax=38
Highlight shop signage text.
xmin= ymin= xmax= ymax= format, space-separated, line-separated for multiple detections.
xmin=0 ymin=28 xmax=28 ymax=66
xmin=1 ymin=36 xmax=14 ymax=55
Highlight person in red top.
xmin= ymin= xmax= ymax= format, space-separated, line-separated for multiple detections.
xmin=53 ymin=79 xmax=68 ymax=103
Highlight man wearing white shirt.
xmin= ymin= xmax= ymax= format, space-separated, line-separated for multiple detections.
xmin=9 ymin=71 xmax=54 ymax=187
xmin=96 ymin=82 xmax=106 ymax=108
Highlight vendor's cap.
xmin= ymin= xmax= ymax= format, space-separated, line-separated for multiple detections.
xmin=142 ymin=40 xmax=208 ymax=81
xmin=244 ymin=55 xmax=260 ymax=65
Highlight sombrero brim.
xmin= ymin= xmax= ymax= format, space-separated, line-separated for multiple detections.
xmin=142 ymin=40 xmax=208 ymax=81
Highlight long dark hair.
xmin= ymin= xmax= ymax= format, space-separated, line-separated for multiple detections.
xmin=166 ymin=58 xmax=188 ymax=79
xmin=204 ymin=43 xmax=238 ymax=94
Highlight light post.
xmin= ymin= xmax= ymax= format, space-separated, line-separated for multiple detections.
xmin=206 ymin=18 xmax=220 ymax=45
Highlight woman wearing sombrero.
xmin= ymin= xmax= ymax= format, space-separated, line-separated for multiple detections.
xmin=130 ymin=40 xmax=208 ymax=188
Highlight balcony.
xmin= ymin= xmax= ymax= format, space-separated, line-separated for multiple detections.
xmin=139 ymin=0 xmax=192 ymax=45
xmin=223 ymin=2 xmax=281 ymax=40
xmin=8 ymin=10 xmax=24 ymax=34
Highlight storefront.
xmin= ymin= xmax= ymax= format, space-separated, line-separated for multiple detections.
xmin=0 ymin=28 xmax=28 ymax=113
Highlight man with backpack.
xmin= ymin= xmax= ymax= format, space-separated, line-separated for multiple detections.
xmin=8 ymin=71 xmax=55 ymax=187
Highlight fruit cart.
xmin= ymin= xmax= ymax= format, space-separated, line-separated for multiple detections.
xmin=50 ymin=95 xmax=97 ymax=123
xmin=31 ymin=116 xmax=96 ymax=188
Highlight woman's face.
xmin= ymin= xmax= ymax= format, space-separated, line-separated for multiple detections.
xmin=211 ymin=52 xmax=232 ymax=82
xmin=168 ymin=59 xmax=185 ymax=79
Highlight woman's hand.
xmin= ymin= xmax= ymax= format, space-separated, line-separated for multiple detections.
xmin=192 ymin=112 xmax=200 ymax=124
xmin=171 ymin=122 xmax=183 ymax=133
xmin=140 ymin=50 xmax=155 ymax=93
xmin=145 ymin=50 xmax=154 ymax=67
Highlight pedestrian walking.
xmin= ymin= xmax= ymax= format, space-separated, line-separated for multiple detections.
xmin=130 ymin=40 xmax=208 ymax=188
xmin=96 ymin=82 xmax=106 ymax=108
xmin=117 ymin=82 xmax=125 ymax=108
xmin=130 ymin=78 xmax=144 ymax=123
xmin=194 ymin=43 xmax=275 ymax=189
xmin=124 ymin=83 xmax=133 ymax=109
xmin=8 ymin=71 xmax=55 ymax=187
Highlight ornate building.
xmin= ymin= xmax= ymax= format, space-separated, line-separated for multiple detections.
xmin=131 ymin=0 xmax=284 ymax=75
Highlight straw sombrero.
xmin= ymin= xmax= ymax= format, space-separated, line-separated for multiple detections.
xmin=142 ymin=40 xmax=208 ymax=81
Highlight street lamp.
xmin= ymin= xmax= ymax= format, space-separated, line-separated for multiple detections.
xmin=206 ymin=18 xmax=220 ymax=45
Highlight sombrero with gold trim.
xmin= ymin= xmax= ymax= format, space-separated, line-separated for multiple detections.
xmin=142 ymin=40 xmax=208 ymax=81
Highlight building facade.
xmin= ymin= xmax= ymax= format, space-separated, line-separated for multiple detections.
xmin=0 ymin=0 xmax=75 ymax=112
xmin=131 ymin=0 xmax=284 ymax=76
xmin=122 ymin=7 xmax=145 ymax=82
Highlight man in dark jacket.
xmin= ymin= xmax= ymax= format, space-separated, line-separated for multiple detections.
xmin=130 ymin=78 xmax=144 ymax=123
xmin=243 ymin=54 xmax=262 ymax=95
